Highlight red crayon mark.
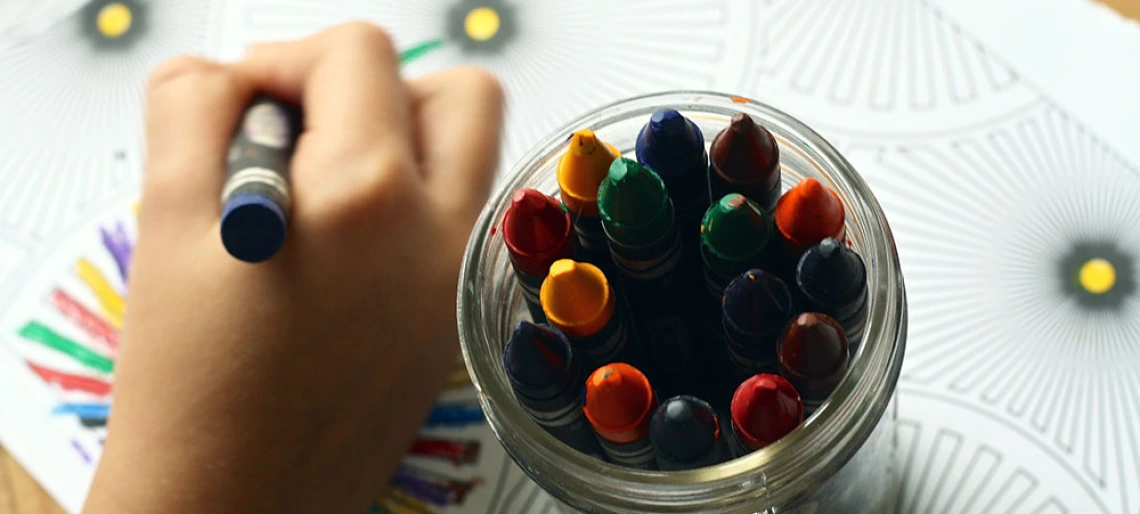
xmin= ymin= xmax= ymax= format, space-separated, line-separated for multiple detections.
xmin=50 ymin=288 xmax=119 ymax=354
xmin=501 ymin=189 xmax=576 ymax=276
xmin=730 ymin=374 xmax=803 ymax=452
xmin=409 ymin=438 xmax=480 ymax=465
xmin=27 ymin=361 xmax=112 ymax=397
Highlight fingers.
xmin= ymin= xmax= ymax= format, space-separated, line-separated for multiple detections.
xmin=407 ymin=66 xmax=504 ymax=220
xmin=232 ymin=22 xmax=414 ymax=161
xmin=142 ymin=56 xmax=255 ymax=227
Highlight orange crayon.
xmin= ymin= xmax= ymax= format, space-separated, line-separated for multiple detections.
xmin=557 ymin=130 xmax=621 ymax=271
xmin=584 ymin=363 xmax=658 ymax=469
xmin=774 ymin=177 xmax=846 ymax=264
xmin=540 ymin=259 xmax=631 ymax=371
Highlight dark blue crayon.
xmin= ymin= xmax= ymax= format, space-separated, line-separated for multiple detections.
xmin=220 ymin=95 xmax=302 ymax=263
xmin=636 ymin=109 xmax=712 ymax=255
xmin=722 ymin=269 xmax=796 ymax=382
xmin=597 ymin=157 xmax=701 ymax=395
xmin=503 ymin=321 xmax=607 ymax=460
xmin=795 ymin=237 xmax=868 ymax=351
xmin=649 ymin=395 xmax=730 ymax=470
xmin=423 ymin=403 xmax=485 ymax=428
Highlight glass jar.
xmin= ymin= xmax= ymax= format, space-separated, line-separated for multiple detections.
xmin=457 ymin=91 xmax=908 ymax=513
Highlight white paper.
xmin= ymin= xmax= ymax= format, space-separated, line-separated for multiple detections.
xmin=1 ymin=1 xmax=1138 ymax=513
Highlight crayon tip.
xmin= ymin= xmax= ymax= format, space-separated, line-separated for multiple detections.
xmin=723 ymin=269 xmax=795 ymax=333
xmin=797 ymin=238 xmax=866 ymax=303
xmin=220 ymin=194 xmax=287 ymax=263
xmin=778 ymin=313 xmax=849 ymax=382
xmin=709 ymin=113 xmax=780 ymax=186
xmin=650 ymin=396 xmax=718 ymax=463
xmin=650 ymin=109 xmax=686 ymax=137
xmin=730 ymin=374 xmax=803 ymax=450
xmin=775 ymin=178 xmax=846 ymax=248
xmin=557 ymin=130 xmax=621 ymax=216
xmin=540 ymin=259 xmax=616 ymax=338
xmin=584 ymin=363 xmax=655 ymax=443
xmin=701 ymin=194 xmax=772 ymax=263
xmin=504 ymin=321 xmax=575 ymax=392
xmin=502 ymin=189 xmax=574 ymax=275
xmin=597 ymin=158 xmax=671 ymax=242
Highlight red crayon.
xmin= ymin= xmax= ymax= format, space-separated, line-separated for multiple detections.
xmin=502 ymin=188 xmax=577 ymax=323
xmin=729 ymin=374 xmax=804 ymax=455
xmin=774 ymin=177 xmax=846 ymax=264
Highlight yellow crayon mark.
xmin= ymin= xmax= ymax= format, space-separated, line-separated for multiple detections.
xmin=76 ymin=258 xmax=124 ymax=329
xmin=1079 ymin=258 xmax=1116 ymax=294
xmin=97 ymin=2 xmax=132 ymax=39
xmin=465 ymin=7 xmax=500 ymax=41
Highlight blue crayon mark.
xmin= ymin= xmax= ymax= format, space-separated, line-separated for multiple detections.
xmin=71 ymin=439 xmax=91 ymax=464
xmin=423 ymin=403 xmax=485 ymax=428
xmin=53 ymin=403 xmax=110 ymax=419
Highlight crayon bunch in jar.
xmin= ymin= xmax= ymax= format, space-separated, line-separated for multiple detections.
xmin=499 ymin=109 xmax=868 ymax=470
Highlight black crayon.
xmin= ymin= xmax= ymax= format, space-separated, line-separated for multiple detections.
xmin=795 ymin=238 xmax=868 ymax=350
xmin=649 ymin=395 xmax=729 ymax=470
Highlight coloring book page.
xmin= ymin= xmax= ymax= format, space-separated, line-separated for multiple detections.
xmin=1 ymin=1 xmax=1137 ymax=513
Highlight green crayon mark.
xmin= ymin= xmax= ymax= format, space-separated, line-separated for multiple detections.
xmin=700 ymin=193 xmax=773 ymax=274
xmin=399 ymin=39 xmax=444 ymax=65
xmin=598 ymin=157 xmax=674 ymax=246
xmin=19 ymin=321 xmax=114 ymax=375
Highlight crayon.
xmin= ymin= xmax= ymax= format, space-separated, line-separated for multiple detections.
xmin=597 ymin=157 xmax=699 ymax=393
xmin=721 ymin=270 xmax=796 ymax=381
xmin=709 ymin=113 xmax=782 ymax=212
xmin=502 ymin=189 xmax=578 ymax=323
xmin=777 ymin=313 xmax=850 ymax=416
xmin=540 ymin=259 xmax=632 ymax=371
xmin=635 ymin=109 xmax=711 ymax=253
xmin=649 ymin=395 xmax=729 ymax=470
xmin=557 ymin=129 xmax=621 ymax=273
xmin=389 ymin=465 xmax=460 ymax=507
xmin=220 ymin=95 xmax=302 ymax=263
xmin=699 ymin=193 xmax=776 ymax=317
xmin=795 ymin=237 xmax=868 ymax=347
xmin=423 ymin=403 xmax=485 ymax=428
xmin=583 ymin=363 xmax=658 ymax=469
xmin=729 ymin=374 xmax=803 ymax=455
xmin=503 ymin=321 xmax=607 ymax=459
xmin=409 ymin=437 xmax=481 ymax=465
xmin=773 ymin=177 xmax=846 ymax=267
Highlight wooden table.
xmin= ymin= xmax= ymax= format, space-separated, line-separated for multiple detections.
xmin=2 ymin=1 xmax=1137 ymax=511
xmin=0 ymin=447 xmax=65 ymax=514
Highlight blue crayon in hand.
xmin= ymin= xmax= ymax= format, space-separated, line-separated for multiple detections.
xmin=503 ymin=321 xmax=607 ymax=460
xmin=220 ymin=95 xmax=302 ymax=263
xmin=722 ymin=269 xmax=796 ymax=382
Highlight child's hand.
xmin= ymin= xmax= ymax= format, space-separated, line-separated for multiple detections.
xmin=83 ymin=22 xmax=503 ymax=514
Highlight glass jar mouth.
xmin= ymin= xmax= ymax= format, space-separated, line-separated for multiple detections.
xmin=457 ymin=90 xmax=907 ymax=510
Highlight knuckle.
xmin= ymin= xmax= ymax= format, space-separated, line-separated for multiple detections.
xmin=330 ymin=21 xmax=396 ymax=57
xmin=453 ymin=66 xmax=504 ymax=107
xmin=147 ymin=55 xmax=213 ymax=91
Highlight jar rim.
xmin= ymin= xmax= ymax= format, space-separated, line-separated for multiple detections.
xmin=457 ymin=90 xmax=907 ymax=511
